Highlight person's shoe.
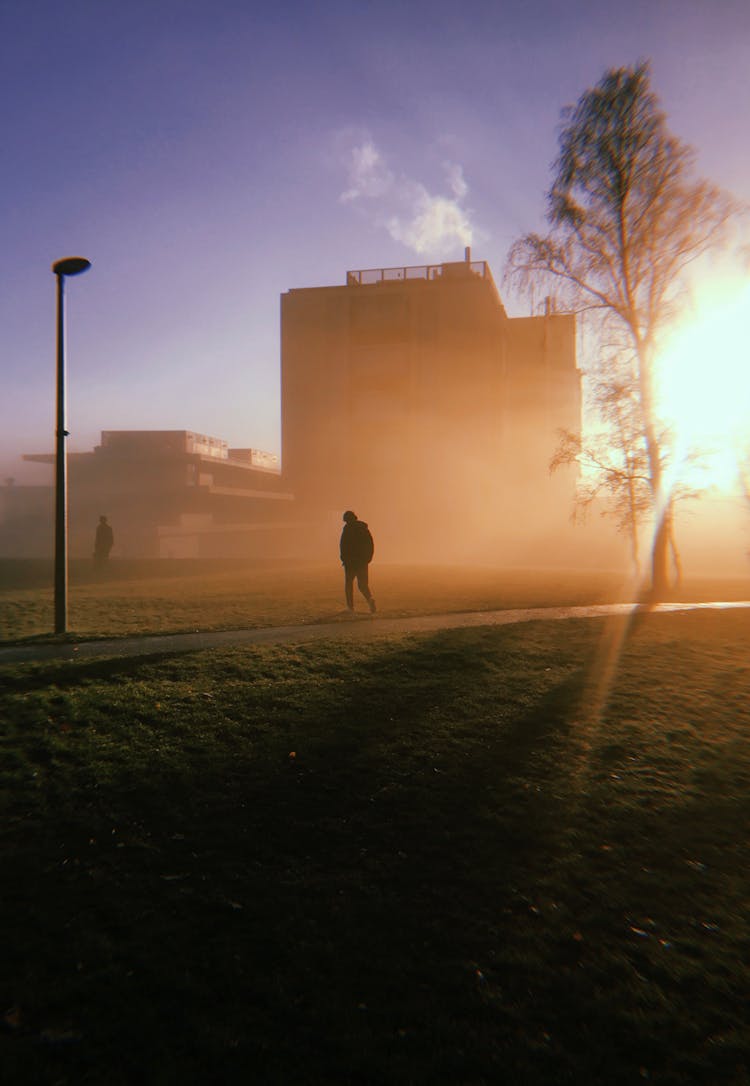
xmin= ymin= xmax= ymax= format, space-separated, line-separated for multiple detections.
xmin=347 ymin=605 xmax=355 ymax=613
xmin=368 ymin=598 xmax=377 ymax=614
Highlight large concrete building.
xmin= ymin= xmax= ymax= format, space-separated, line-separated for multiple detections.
xmin=3 ymin=254 xmax=583 ymax=563
xmin=282 ymin=254 xmax=581 ymax=560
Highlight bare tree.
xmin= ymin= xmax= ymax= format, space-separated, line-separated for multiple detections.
xmin=551 ymin=360 xmax=651 ymax=574
xmin=506 ymin=62 xmax=737 ymax=596
xmin=552 ymin=356 xmax=701 ymax=579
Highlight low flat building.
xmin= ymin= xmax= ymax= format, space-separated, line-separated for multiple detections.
xmin=16 ymin=430 xmax=294 ymax=558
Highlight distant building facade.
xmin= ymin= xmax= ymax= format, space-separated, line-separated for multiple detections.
xmin=0 ymin=479 xmax=53 ymax=559
xmin=282 ymin=255 xmax=581 ymax=559
xmin=15 ymin=430 xmax=293 ymax=558
xmin=3 ymin=255 xmax=582 ymax=562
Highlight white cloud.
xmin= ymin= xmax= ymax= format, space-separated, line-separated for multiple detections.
xmin=337 ymin=135 xmax=476 ymax=258
xmin=340 ymin=139 xmax=394 ymax=203
xmin=387 ymin=186 xmax=473 ymax=255
xmin=444 ymin=161 xmax=468 ymax=200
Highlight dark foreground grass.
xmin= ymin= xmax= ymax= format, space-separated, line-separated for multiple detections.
xmin=1 ymin=610 xmax=749 ymax=1084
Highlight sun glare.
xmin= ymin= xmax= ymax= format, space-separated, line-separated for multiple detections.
xmin=656 ymin=284 xmax=750 ymax=491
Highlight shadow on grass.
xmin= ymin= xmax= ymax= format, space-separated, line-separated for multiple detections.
xmin=0 ymin=652 xmax=192 ymax=691
xmin=3 ymin=624 xmax=748 ymax=1084
xmin=2 ymin=628 xmax=593 ymax=1084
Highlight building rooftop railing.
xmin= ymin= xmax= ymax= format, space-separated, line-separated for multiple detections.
xmin=346 ymin=260 xmax=498 ymax=294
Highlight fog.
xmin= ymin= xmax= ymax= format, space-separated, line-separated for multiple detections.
xmin=3 ymin=429 xmax=746 ymax=584
xmin=2 ymin=260 xmax=748 ymax=582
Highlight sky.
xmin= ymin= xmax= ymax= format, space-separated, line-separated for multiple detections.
xmin=2 ymin=0 xmax=749 ymax=484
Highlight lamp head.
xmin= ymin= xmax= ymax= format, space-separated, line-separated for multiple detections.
xmin=52 ymin=257 xmax=91 ymax=277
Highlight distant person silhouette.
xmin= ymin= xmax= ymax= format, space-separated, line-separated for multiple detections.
xmin=340 ymin=510 xmax=376 ymax=613
xmin=93 ymin=515 xmax=114 ymax=567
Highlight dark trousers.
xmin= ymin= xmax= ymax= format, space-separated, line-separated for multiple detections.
xmin=344 ymin=563 xmax=372 ymax=609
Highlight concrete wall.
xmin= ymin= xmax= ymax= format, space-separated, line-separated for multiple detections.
xmin=281 ymin=264 xmax=581 ymax=561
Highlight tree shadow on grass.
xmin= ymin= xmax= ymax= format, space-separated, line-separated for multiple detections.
xmin=0 ymin=652 xmax=191 ymax=692
xmin=172 ymin=629 xmax=591 ymax=1082
xmin=0 ymin=624 xmax=663 ymax=1086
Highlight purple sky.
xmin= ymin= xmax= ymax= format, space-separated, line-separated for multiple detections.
xmin=2 ymin=0 xmax=749 ymax=483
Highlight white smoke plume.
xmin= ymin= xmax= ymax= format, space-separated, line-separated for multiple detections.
xmin=340 ymin=139 xmax=394 ymax=203
xmin=339 ymin=136 xmax=474 ymax=257
xmin=444 ymin=161 xmax=468 ymax=200
xmin=387 ymin=182 xmax=472 ymax=254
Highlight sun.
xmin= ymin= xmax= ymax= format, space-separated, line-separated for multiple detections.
xmin=656 ymin=284 xmax=750 ymax=491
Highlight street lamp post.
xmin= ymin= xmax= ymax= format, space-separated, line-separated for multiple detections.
xmin=52 ymin=257 xmax=91 ymax=635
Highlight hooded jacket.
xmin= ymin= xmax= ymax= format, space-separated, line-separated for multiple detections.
xmin=340 ymin=519 xmax=374 ymax=567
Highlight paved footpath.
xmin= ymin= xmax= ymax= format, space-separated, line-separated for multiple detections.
xmin=2 ymin=600 xmax=749 ymax=666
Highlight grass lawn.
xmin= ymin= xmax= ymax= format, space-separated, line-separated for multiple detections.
xmin=1 ymin=608 xmax=749 ymax=1083
xmin=2 ymin=558 xmax=750 ymax=642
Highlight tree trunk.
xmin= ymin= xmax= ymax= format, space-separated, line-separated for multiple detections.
xmin=650 ymin=504 xmax=672 ymax=599
xmin=636 ymin=341 xmax=669 ymax=598
xmin=626 ymin=476 xmax=640 ymax=576
xmin=669 ymin=523 xmax=683 ymax=589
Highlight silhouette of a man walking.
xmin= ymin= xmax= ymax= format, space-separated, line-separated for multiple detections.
xmin=340 ymin=510 xmax=376 ymax=613
xmin=93 ymin=515 xmax=114 ymax=567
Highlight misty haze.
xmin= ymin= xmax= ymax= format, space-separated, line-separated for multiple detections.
xmin=2 ymin=7 xmax=750 ymax=1086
